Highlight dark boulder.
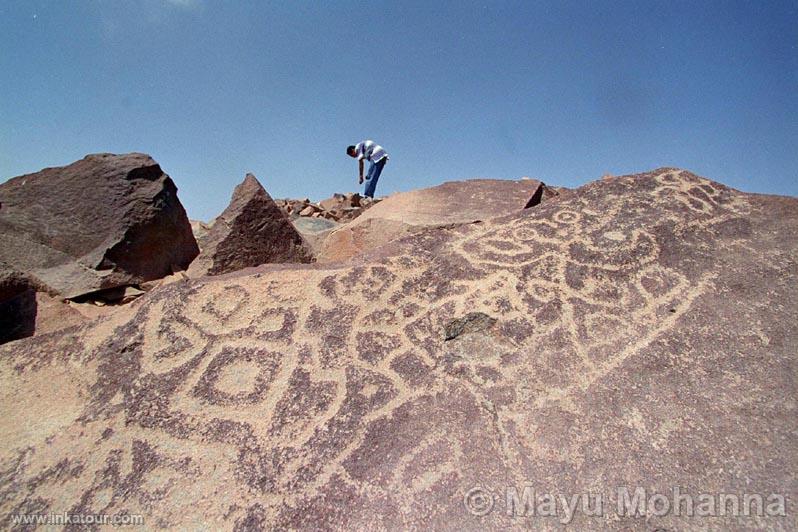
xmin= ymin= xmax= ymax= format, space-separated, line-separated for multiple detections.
xmin=187 ymin=173 xmax=313 ymax=276
xmin=0 ymin=153 xmax=199 ymax=299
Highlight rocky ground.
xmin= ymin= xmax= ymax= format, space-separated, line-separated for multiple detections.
xmin=274 ymin=193 xmax=381 ymax=223
xmin=0 ymin=156 xmax=796 ymax=530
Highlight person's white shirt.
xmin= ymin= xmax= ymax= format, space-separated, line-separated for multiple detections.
xmin=355 ymin=140 xmax=388 ymax=163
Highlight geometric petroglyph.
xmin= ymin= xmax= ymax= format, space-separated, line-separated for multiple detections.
xmin=2 ymin=168 xmax=791 ymax=529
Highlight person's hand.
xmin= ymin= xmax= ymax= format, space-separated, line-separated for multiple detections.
xmin=358 ymin=177 xmax=364 ymax=184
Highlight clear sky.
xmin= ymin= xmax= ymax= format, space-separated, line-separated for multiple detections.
xmin=1 ymin=0 xmax=796 ymax=221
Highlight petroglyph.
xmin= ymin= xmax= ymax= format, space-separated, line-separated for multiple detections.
xmin=1 ymin=169 xmax=796 ymax=530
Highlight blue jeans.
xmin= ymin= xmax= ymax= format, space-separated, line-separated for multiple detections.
xmin=364 ymin=158 xmax=386 ymax=198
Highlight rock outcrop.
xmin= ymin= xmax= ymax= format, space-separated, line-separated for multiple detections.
xmin=187 ymin=174 xmax=312 ymax=277
xmin=318 ymin=178 xmax=551 ymax=262
xmin=1 ymin=169 xmax=796 ymax=530
xmin=0 ymin=153 xmax=199 ymax=299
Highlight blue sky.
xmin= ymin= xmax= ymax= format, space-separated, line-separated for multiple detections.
xmin=1 ymin=0 xmax=796 ymax=221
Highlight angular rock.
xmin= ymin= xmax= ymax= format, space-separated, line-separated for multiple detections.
xmin=283 ymin=198 xmax=312 ymax=216
xmin=277 ymin=193 xmax=372 ymax=224
xmin=318 ymin=178 xmax=548 ymax=262
xmin=1 ymin=169 xmax=796 ymax=530
xmin=314 ymin=193 xmax=365 ymax=222
xmin=28 ymin=292 xmax=88 ymax=336
xmin=187 ymin=173 xmax=312 ymax=277
xmin=0 ymin=265 xmax=87 ymax=343
xmin=0 ymin=153 xmax=199 ymax=299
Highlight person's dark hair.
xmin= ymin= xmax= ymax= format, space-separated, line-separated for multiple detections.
xmin=346 ymin=145 xmax=356 ymax=155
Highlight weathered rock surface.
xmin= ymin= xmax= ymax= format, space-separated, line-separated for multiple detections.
xmin=1 ymin=169 xmax=796 ymax=530
xmin=187 ymin=174 xmax=312 ymax=277
xmin=28 ymin=293 xmax=88 ymax=335
xmin=318 ymin=178 xmax=549 ymax=262
xmin=443 ymin=311 xmax=497 ymax=340
xmin=0 ymin=267 xmax=90 ymax=344
xmin=291 ymin=216 xmax=341 ymax=256
xmin=0 ymin=153 xmax=199 ymax=299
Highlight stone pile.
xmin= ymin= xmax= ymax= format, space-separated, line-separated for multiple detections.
xmin=276 ymin=193 xmax=381 ymax=223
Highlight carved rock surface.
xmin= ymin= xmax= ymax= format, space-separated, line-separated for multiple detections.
xmin=318 ymin=178 xmax=548 ymax=262
xmin=1 ymin=169 xmax=796 ymax=530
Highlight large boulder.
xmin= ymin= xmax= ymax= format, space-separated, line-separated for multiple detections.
xmin=0 ymin=153 xmax=199 ymax=300
xmin=187 ymin=173 xmax=313 ymax=277
xmin=318 ymin=178 xmax=551 ymax=262
xmin=1 ymin=169 xmax=796 ymax=529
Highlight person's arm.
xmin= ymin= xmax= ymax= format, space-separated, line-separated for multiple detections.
xmin=358 ymin=158 xmax=364 ymax=184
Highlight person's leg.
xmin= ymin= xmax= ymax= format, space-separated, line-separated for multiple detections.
xmin=363 ymin=162 xmax=377 ymax=197
xmin=363 ymin=159 xmax=385 ymax=198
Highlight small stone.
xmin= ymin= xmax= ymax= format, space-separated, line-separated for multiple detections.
xmin=443 ymin=312 xmax=497 ymax=341
xmin=120 ymin=286 xmax=145 ymax=304
xmin=346 ymin=192 xmax=362 ymax=207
